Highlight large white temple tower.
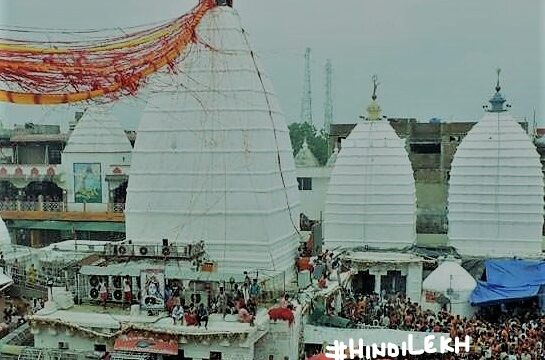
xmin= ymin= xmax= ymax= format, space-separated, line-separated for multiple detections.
xmin=125 ymin=4 xmax=301 ymax=276
xmin=448 ymin=70 xmax=544 ymax=257
xmin=324 ymin=77 xmax=416 ymax=250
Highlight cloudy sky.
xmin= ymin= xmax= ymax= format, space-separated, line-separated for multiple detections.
xmin=0 ymin=0 xmax=542 ymax=130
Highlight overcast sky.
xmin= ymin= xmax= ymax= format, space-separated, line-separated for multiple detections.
xmin=0 ymin=0 xmax=543 ymax=130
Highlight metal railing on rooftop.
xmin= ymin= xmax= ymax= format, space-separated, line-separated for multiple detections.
xmin=109 ymin=203 xmax=125 ymax=213
xmin=0 ymin=201 xmax=126 ymax=213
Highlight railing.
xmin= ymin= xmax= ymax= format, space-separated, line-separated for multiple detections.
xmin=0 ymin=201 xmax=17 ymax=211
xmin=19 ymin=202 xmax=38 ymax=211
xmin=5 ymin=267 xmax=76 ymax=297
xmin=42 ymin=202 xmax=62 ymax=212
xmin=0 ymin=201 xmax=63 ymax=212
xmin=0 ymin=201 xmax=125 ymax=213
xmin=109 ymin=203 xmax=125 ymax=213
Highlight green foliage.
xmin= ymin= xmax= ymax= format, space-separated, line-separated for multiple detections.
xmin=288 ymin=122 xmax=329 ymax=166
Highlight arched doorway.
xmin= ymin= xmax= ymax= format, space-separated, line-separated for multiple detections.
xmin=0 ymin=181 xmax=18 ymax=210
xmin=110 ymin=181 xmax=127 ymax=213
xmin=0 ymin=181 xmax=17 ymax=201
xmin=112 ymin=181 xmax=127 ymax=204
xmin=24 ymin=181 xmax=63 ymax=202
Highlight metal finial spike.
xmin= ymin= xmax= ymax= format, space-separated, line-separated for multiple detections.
xmin=371 ymin=75 xmax=379 ymax=101
xmin=495 ymin=68 xmax=501 ymax=92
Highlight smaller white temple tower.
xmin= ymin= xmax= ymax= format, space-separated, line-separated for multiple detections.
xmin=324 ymin=76 xmax=416 ymax=250
xmin=62 ymin=108 xmax=132 ymax=212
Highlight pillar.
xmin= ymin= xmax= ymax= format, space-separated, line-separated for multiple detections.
xmin=44 ymin=144 xmax=49 ymax=165
xmin=30 ymin=229 xmax=43 ymax=248
xmin=369 ymin=269 xmax=386 ymax=296
xmin=16 ymin=189 xmax=23 ymax=211
xmin=62 ymin=189 xmax=67 ymax=211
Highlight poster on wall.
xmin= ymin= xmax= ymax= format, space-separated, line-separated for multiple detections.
xmin=73 ymin=163 xmax=102 ymax=203
xmin=140 ymin=269 xmax=165 ymax=311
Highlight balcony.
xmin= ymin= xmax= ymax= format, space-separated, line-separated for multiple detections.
xmin=0 ymin=201 xmax=125 ymax=222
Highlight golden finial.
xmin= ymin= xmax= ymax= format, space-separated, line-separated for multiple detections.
xmin=495 ymin=68 xmax=501 ymax=92
xmin=371 ymin=74 xmax=379 ymax=100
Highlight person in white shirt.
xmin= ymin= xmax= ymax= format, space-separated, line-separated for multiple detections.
xmin=171 ymin=304 xmax=183 ymax=325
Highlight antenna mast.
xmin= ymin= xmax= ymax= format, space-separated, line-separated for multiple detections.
xmin=324 ymin=59 xmax=333 ymax=134
xmin=300 ymin=47 xmax=313 ymax=124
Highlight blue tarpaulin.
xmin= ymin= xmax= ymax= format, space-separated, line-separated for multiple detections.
xmin=470 ymin=281 xmax=541 ymax=306
xmin=485 ymin=260 xmax=545 ymax=287
xmin=470 ymin=259 xmax=545 ymax=306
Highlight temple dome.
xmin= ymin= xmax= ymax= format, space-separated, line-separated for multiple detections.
xmin=448 ymin=112 xmax=544 ymax=257
xmin=448 ymin=77 xmax=544 ymax=257
xmin=423 ymin=260 xmax=476 ymax=293
xmin=295 ymin=139 xmax=320 ymax=167
xmin=64 ymin=108 xmax=132 ymax=154
xmin=422 ymin=259 xmax=476 ymax=318
xmin=125 ymin=7 xmax=301 ymax=275
xmin=323 ymin=87 xmax=416 ymax=250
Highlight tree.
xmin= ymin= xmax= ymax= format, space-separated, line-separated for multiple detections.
xmin=288 ymin=122 xmax=329 ymax=166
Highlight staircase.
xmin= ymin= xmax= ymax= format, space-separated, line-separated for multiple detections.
xmin=0 ymin=323 xmax=32 ymax=346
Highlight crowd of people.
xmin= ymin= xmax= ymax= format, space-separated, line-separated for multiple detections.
xmin=298 ymin=246 xmax=341 ymax=290
xmin=0 ymin=297 xmax=39 ymax=338
xmin=164 ymin=273 xmax=264 ymax=328
xmin=333 ymin=292 xmax=545 ymax=359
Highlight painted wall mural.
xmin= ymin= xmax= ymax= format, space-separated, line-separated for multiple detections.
xmin=74 ymin=163 xmax=102 ymax=203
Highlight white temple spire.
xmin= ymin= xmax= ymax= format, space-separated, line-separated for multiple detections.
xmin=448 ymin=72 xmax=543 ymax=257
xmin=324 ymin=77 xmax=416 ymax=250
xmin=125 ymin=6 xmax=300 ymax=276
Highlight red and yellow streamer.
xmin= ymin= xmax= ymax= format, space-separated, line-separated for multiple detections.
xmin=0 ymin=0 xmax=216 ymax=105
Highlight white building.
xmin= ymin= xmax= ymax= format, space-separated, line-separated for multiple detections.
xmin=30 ymin=295 xmax=302 ymax=360
xmin=295 ymin=140 xmax=331 ymax=221
xmin=448 ymin=72 xmax=544 ymax=257
xmin=344 ymin=251 xmax=423 ymax=303
xmin=62 ymin=108 xmax=132 ymax=213
xmin=125 ymin=4 xmax=301 ymax=278
xmin=422 ymin=258 xmax=476 ymax=318
xmin=323 ymin=82 xmax=416 ymax=250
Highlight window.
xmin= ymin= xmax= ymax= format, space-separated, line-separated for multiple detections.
xmin=58 ymin=342 xmax=69 ymax=350
xmin=297 ymin=177 xmax=312 ymax=191
xmin=48 ymin=149 xmax=62 ymax=165
xmin=94 ymin=344 xmax=106 ymax=352
xmin=210 ymin=352 xmax=222 ymax=360
xmin=410 ymin=143 xmax=441 ymax=154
